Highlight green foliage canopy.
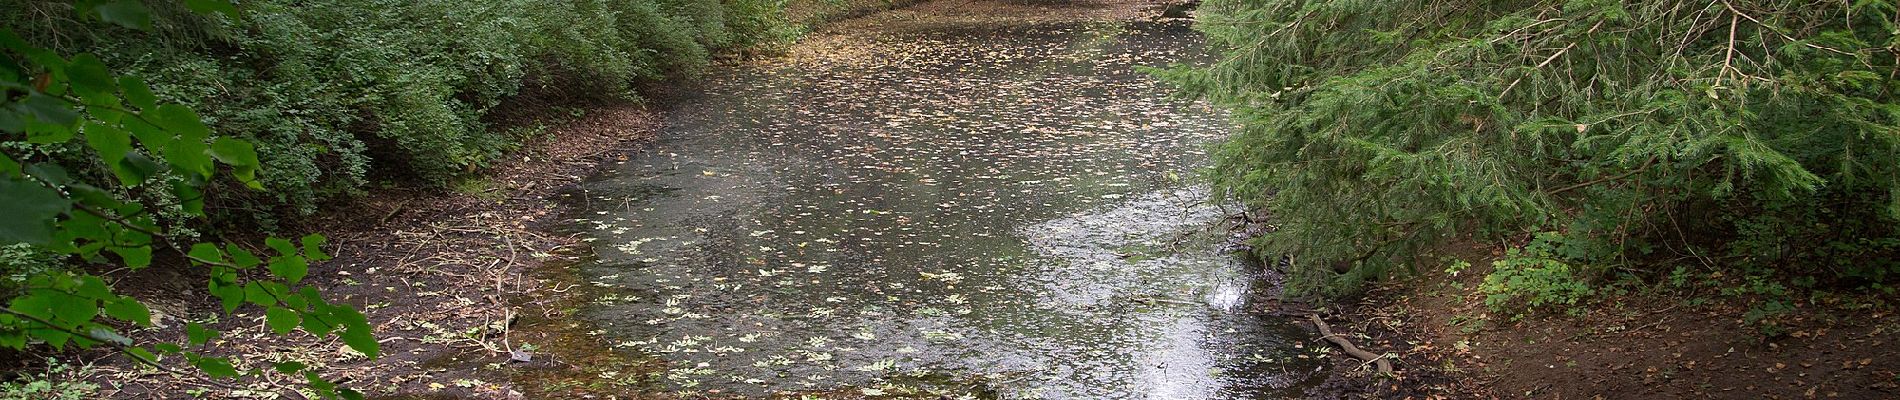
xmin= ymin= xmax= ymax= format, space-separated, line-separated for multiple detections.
xmin=1162 ymin=0 xmax=1900 ymax=295
xmin=5 ymin=0 xmax=794 ymax=222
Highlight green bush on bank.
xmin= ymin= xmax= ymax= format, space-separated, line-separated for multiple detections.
xmin=4 ymin=0 xmax=794 ymax=225
xmin=1162 ymin=0 xmax=1900 ymax=297
xmin=1474 ymin=234 xmax=1595 ymax=320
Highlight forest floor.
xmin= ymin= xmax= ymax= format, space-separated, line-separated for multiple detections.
xmin=82 ymin=102 xmax=667 ymax=399
xmin=1290 ymin=236 xmax=1900 ymax=399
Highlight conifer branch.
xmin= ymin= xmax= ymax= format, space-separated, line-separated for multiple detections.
xmin=1547 ymin=156 xmax=1658 ymax=196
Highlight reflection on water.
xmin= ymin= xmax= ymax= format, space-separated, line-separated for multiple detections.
xmin=568 ymin=19 xmax=1327 ymax=399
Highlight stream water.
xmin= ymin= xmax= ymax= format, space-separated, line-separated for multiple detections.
xmin=568 ymin=15 xmax=1328 ymax=399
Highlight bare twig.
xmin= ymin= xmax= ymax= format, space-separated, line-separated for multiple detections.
xmin=1498 ymin=42 xmax=1576 ymax=100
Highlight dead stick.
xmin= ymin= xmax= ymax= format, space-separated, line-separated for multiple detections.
xmin=1307 ymin=314 xmax=1395 ymax=375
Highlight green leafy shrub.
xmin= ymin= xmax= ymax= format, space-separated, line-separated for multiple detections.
xmin=3 ymin=2 xmax=378 ymax=397
xmin=0 ymin=358 xmax=98 ymax=400
xmin=0 ymin=244 xmax=62 ymax=294
xmin=3 ymin=0 xmax=795 ymax=223
xmin=1161 ymin=0 xmax=1900 ymax=296
xmin=1479 ymin=236 xmax=1596 ymax=320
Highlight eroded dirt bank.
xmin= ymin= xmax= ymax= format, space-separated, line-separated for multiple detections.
xmin=1261 ymin=235 xmax=1900 ymax=399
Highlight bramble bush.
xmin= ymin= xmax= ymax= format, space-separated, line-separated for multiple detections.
xmin=1161 ymin=0 xmax=1900 ymax=297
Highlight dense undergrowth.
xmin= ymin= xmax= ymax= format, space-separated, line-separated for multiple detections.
xmin=4 ymin=0 xmax=796 ymax=229
xmin=1162 ymin=0 xmax=1900 ymax=313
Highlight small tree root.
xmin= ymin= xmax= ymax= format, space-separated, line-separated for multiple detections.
xmin=1307 ymin=314 xmax=1395 ymax=375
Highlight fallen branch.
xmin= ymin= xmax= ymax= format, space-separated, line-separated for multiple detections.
xmin=1307 ymin=314 xmax=1395 ymax=375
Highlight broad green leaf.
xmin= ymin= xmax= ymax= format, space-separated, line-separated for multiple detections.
xmin=0 ymin=48 xmax=16 ymax=81
xmin=243 ymin=282 xmax=274 ymax=306
xmin=300 ymin=309 xmax=335 ymax=337
xmin=23 ymin=164 xmax=70 ymax=186
xmin=269 ymin=255 xmax=309 ymax=284
xmin=265 ymin=237 xmax=295 ymax=256
xmin=0 ymin=110 xmax=20 ymax=133
xmin=192 ymin=356 xmax=240 ymax=378
xmin=299 ymin=287 xmax=325 ymax=308
xmin=299 ymin=288 xmax=335 ymax=336
xmin=301 ymin=234 xmax=329 ymax=261
xmin=34 ymin=327 xmax=73 ymax=349
xmin=152 ymin=104 xmax=210 ymax=142
xmin=18 ymin=94 xmax=79 ymax=130
xmin=82 ymin=122 xmax=136 ymax=184
xmin=337 ymin=308 xmax=378 ymax=358
xmin=208 ymin=137 xmax=257 ymax=166
xmin=109 ymin=246 xmax=152 ymax=268
xmin=281 ymin=290 xmax=307 ymax=309
xmin=65 ymin=54 xmax=114 ymax=99
xmin=225 ymin=244 xmax=260 ymax=268
xmin=210 ymin=282 xmax=243 ymax=313
xmin=81 ymin=104 xmax=121 ymax=128
xmin=164 ymin=139 xmax=213 ymax=178
xmin=75 ymin=276 xmax=113 ymax=299
xmin=264 ymin=307 xmax=299 ymax=334
xmin=104 ymin=298 xmax=152 ymax=326
xmin=22 ymin=121 xmax=75 ymax=145
xmin=2 ymin=328 xmax=31 ymax=349
xmin=185 ymin=322 xmax=216 ymax=346
xmin=209 ymin=138 xmax=261 ymax=188
xmin=93 ymin=0 xmax=153 ymax=29
xmin=61 ymin=183 xmax=114 ymax=210
xmin=171 ymin=179 xmax=203 ymax=215
xmin=236 ymin=166 xmax=262 ymax=189
xmin=0 ymin=177 xmax=71 ymax=245
xmin=119 ymin=76 xmax=158 ymax=111
xmin=50 ymin=294 xmax=98 ymax=326
xmin=260 ymin=281 xmax=289 ymax=298
xmin=305 ymin=371 xmax=337 ymax=393
xmin=117 ymin=152 xmax=161 ymax=186
xmin=186 ymin=243 xmax=224 ymax=265
xmin=125 ymin=346 xmax=158 ymax=363
xmin=183 ymin=0 xmax=241 ymax=20
xmin=9 ymin=292 xmax=55 ymax=321
xmin=123 ymin=118 xmax=171 ymax=149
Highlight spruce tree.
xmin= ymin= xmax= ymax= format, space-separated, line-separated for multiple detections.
xmin=1160 ymin=0 xmax=1900 ymax=295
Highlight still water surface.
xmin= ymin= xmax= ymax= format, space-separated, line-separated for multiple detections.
xmin=571 ymin=18 xmax=1327 ymax=399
